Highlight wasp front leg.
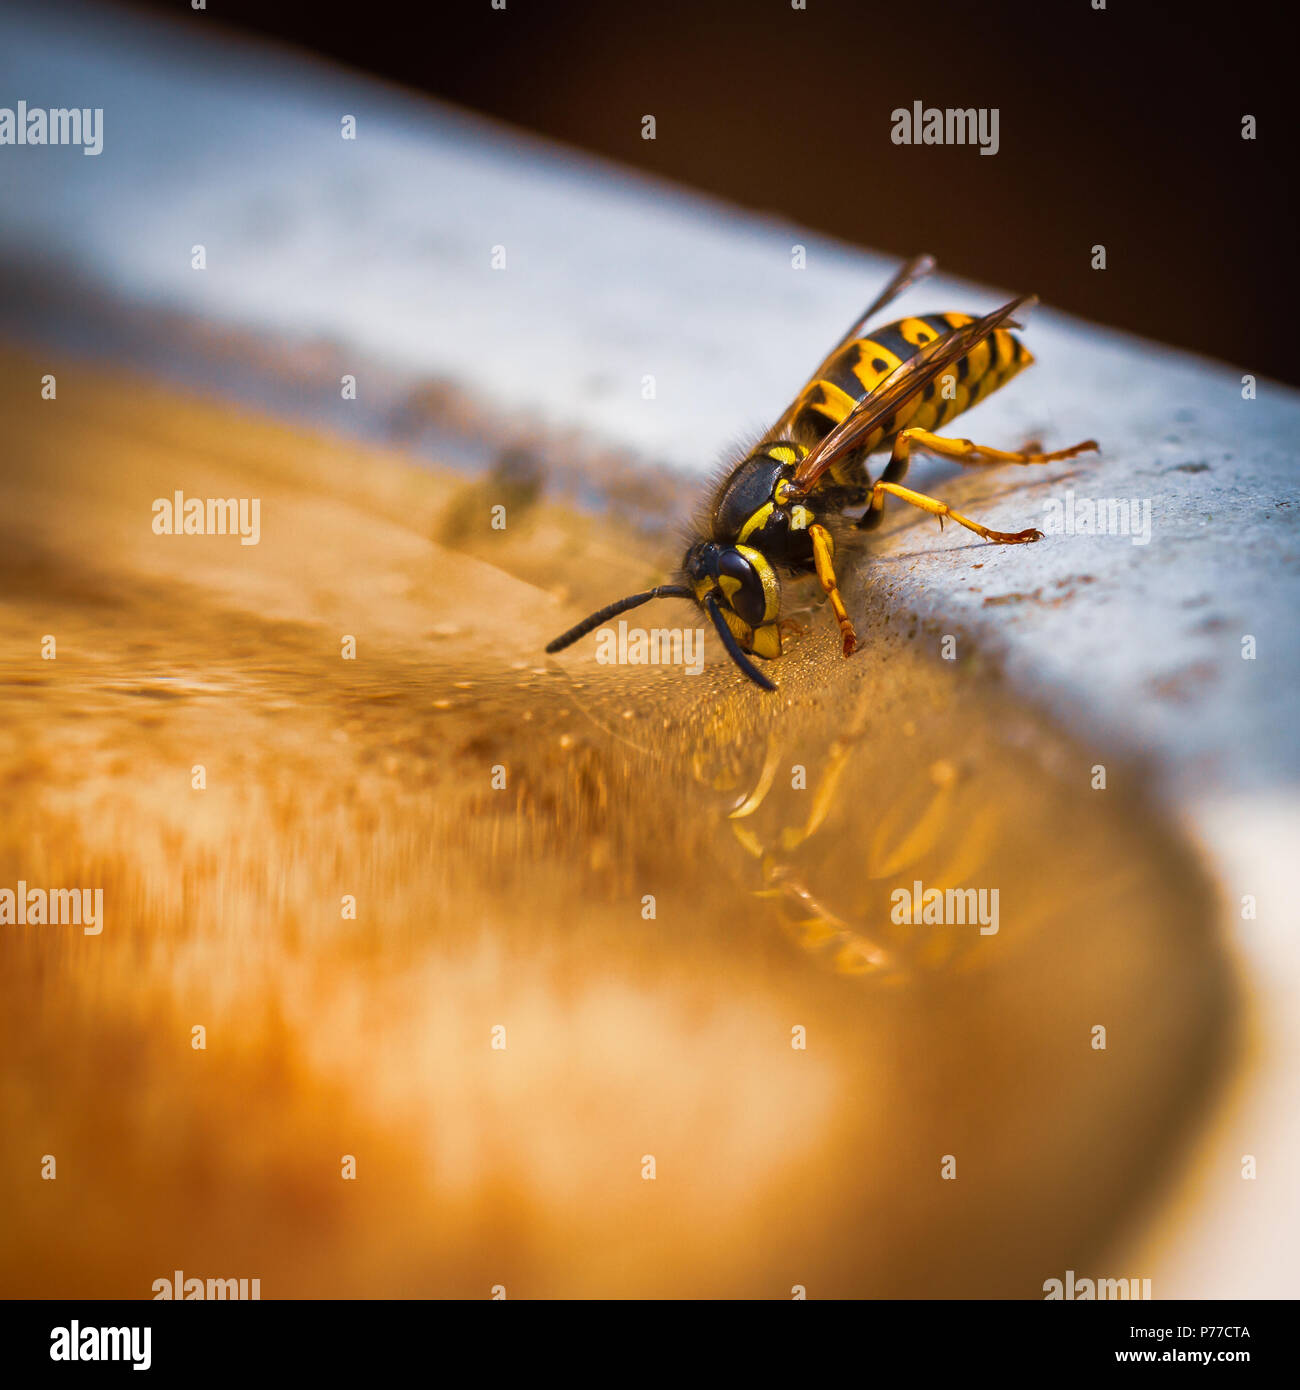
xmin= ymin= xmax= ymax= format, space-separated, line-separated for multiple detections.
xmin=808 ymin=523 xmax=858 ymax=655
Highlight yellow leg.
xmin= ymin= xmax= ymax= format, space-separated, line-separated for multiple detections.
xmin=808 ymin=523 xmax=858 ymax=655
xmin=893 ymin=427 xmax=1099 ymax=468
xmin=869 ymin=481 xmax=1042 ymax=544
xmin=860 ymin=428 xmax=1097 ymax=529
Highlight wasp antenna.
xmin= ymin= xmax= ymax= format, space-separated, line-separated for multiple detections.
xmin=704 ymin=593 xmax=777 ymax=692
xmin=545 ymin=584 xmax=694 ymax=654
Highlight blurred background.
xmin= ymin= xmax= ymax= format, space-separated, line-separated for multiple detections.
xmin=136 ymin=0 xmax=1296 ymax=385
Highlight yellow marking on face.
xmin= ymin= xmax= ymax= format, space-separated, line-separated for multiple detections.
xmin=719 ymin=574 xmax=742 ymax=601
xmin=790 ymin=505 xmax=813 ymax=531
xmin=774 ymin=480 xmax=795 ymax=505
xmin=767 ymin=444 xmax=797 ymax=465
xmin=692 ymin=577 xmax=715 ymax=602
xmin=738 ymin=502 xmax=774 ymax=542
xmin=720 ymin=606 xmax=752 ymax=645
xmin=750 ymin=623 xmax=782 ymax=659
xmin=735 ymin=544 xmax=780 ymax=622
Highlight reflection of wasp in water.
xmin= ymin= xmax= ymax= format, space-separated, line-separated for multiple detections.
xmin=694 ymin=709 xmax=1000 ymax=979
xmin=547 ymin=255 xmax=1098 ymax=690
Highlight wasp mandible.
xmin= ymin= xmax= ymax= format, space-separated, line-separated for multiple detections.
xmin=547 ymin=255 xmax=1098 ymax=691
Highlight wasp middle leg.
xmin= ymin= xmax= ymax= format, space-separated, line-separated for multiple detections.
xmin=858 ymin=428 xmax=1097 ymax=530
xmin=862 ymin=481 xmax=1043 ymax=544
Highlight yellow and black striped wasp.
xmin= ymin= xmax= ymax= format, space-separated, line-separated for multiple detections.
xmin=547 ymin=255 xmax=1098 ymax=690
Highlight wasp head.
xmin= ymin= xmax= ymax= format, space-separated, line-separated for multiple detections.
xmin=543 ymin=542 xmax=783 ymax=692
xmin=682 ymin=540 xmax=782 ymax=671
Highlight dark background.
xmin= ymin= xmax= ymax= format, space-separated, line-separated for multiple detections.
xmin=135 ymin=0 xmax=1293 ymax=383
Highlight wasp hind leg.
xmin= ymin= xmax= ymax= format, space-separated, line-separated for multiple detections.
xmin=858 ymin=427 xmax=1097 ymax=531
xmin=891 ymin=426 xmax=1098 ymax=469
xmin=808 ymin=523 xmax=858 ymax=656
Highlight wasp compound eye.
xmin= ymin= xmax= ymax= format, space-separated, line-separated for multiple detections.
xmin=716 ymin=548 xmax=768 ymax=629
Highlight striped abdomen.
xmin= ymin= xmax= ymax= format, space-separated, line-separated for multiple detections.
xmin=780 ymin=313 xmax=1033 ymax=482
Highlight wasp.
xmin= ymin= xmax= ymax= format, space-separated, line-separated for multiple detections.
xmin=547 ymin=255 xmax=1098 ymax=691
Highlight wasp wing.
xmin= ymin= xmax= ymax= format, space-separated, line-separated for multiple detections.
xmin=765 ymin=254 xmax=937 ymax=442
xmin=790 ymin=293 xmax=1037 ymax=492
xmin=825 ymin=253 xmax=937 ymax=364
